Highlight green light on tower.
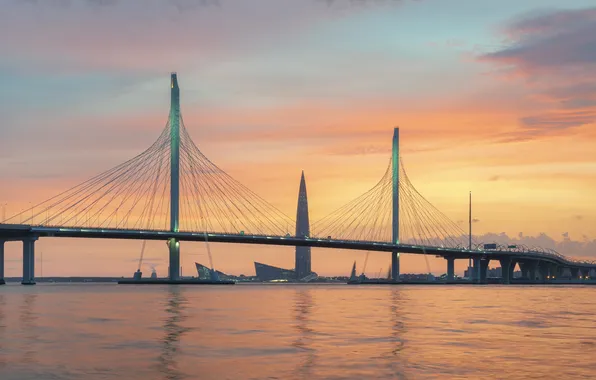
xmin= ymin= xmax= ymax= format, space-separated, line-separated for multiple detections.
xmin=169 ymin=73 xmax=181 ymax=281
xmin=391 ymin=127 xmax=400 ymax=280
xmin=392 ymin=127 xmax=399 ymax=245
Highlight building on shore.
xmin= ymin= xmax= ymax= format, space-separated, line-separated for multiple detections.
xmin=254 ymin=262 xmax=297 ymax=282
xmin=195 ymin=262 xmax=230 ymax=280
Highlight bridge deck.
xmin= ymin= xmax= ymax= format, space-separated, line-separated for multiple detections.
xmin=0 ymin=224 xmax=593 ymax=270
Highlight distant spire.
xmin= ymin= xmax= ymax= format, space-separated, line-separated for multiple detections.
xmin=298 ymin=171 xmax=307 ymax=202
xmin=295 ymin=171 xmax=311 ymax=279
xmin=350 ymin=261 xmax=357 ymax=280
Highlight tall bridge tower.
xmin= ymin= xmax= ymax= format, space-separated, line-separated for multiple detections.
xmin=391 ymin=127 xmax=400 ymax=280
xmin=295 ymin=171 xmax=311 ymax=279
xmin=168 ymin=73 xmax=181 ymax=281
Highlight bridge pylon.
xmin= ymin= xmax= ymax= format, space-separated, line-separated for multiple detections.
xmin=169 ymin=72 xmax=181 ymax=281
xmin=391 ymin=127 xmax=400 ymax=281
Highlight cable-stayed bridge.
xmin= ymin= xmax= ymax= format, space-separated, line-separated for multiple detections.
xmin=1 ymin=73 xmax=594 ymax=285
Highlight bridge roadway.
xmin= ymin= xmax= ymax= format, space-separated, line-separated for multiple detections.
xmin=1 ymin=224 xmax=595 ymax=284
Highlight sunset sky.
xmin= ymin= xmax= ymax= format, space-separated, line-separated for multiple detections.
xmin=1 ymin=0 xmax=595 ymax=277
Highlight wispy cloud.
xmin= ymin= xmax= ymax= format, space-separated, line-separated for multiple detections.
xmin=478 ymin=231 xmax=596 ymax=260
xmin=479 ymin=7 xmax=596 ymax=142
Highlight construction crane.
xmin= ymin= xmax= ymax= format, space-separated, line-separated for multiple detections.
xmin=132 ymin=240 xmax=148 ymax=280
xmin=133 ymin=157 xmax=164 ymax=280
xmin=203 ymin=231 xmax=215 ymax=270
xmin=200 ymin=212 xmax=219 ymax=281
xmin=361 ymin=251 xmax=370 ymax=276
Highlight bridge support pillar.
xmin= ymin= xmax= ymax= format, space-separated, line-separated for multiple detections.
xmin=538 ymin=262 xmax=550 ymax=282
xmin=479 ymin=258 xmax=490 ymax=284
xmin=391 ymin=252 xmax=399 ymax=281
xmin=549 ymin=264 xmax=559 ymax=280
xmin=581 ymin=268 xmax=590 ymax=279
xmin=527 ymin=261 xmax=538 ymax=282
xmin=0 ymin=240 xmax=5 ymax=285
xmin=168 ymin=238 xmax=180 ymax=281
xmin=519 ymin=262 xmax=530 ymax=280
xmin=509 ymin=260 xmax=516 ymax=281
xmin=446 ymin=257 xmax=455 ymax=282
xmin=473 ymin=257 xmax=480 ymax=283
xmin=22 ymin=236 xmax=37 ymax=285
xmin=571 ymin=268 xmax=580 ymax=280
xmin=499 ymin=258 xmax=512 ymax=285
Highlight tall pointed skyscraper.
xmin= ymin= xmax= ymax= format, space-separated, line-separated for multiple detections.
xmin=295 ymin=171 xmax=311 ymax=279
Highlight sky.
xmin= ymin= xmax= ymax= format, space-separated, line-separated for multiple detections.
xmin=1 ymin=0 xmax=595 ymax=277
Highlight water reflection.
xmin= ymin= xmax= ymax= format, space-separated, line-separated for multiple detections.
xmin=156 ymin=286 xmax=189 ymax=380
xmin=19 ymin=293 xmax=38 ymax=365
xmin=292 ymin=288 xmax=316 ymax=378
xmin=3 ymin=285 xmax=596 ymax=379
xmin=389 ymin=289 xmax=406 ymax=354
xmin=387 ymin=289 xmax=407 ymax=379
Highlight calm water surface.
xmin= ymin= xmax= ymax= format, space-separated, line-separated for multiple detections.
xmin=0 ymin=284 xmax=595 ymax=379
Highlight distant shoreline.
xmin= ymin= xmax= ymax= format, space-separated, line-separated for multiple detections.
xmin=2 ymin=277 xmax=350 ymax=284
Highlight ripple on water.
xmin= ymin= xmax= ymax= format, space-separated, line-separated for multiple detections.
xmin=1 ymin=285 xmax=596 ymax=379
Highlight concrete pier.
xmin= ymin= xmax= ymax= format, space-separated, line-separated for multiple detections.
xmin=0 ymin=240 xmax=4 ymax=285
xmin=446 ymin=257 xmax=455 ymax=282
xmin=391 ymin=252 xmax=399 ymax=281
xmin=519 ymin=261 xmax=530 ymax=279
xmin=528 ymin=261 xmax=538 ymax=281
xmin=479 ymin=259 xmax=490 ymax=284
xmin=472 ymin=258 xmax=480 ymax=283
xmin=168 ymin=238 xmax=180 ymax=281
xmin=499 ymin=258 xmax=512 ymax=284
xmin=22 ymin=237 xmax=37 ymax=285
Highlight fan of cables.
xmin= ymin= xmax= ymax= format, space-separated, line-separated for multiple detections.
xmin=2 ymin=117 xmax=294 ymax=236
xmin=311 ymin=157 xmax=474 ymax=248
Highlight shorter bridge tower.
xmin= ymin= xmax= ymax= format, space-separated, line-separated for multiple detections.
xmin=391 ymin=127 xmax=400 ymax=280
xmin=169 ymin=72 xmax=181 ymax=281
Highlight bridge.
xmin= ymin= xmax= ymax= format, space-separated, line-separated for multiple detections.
xmin=1 ymin=73 xmax=594 ymax=285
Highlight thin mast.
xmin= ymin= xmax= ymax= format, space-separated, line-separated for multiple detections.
xmin=469 ymin=191 xmax=472 ymax=250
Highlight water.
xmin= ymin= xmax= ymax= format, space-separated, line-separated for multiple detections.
xmin=0 ymin=284 xmax=595 ymax=380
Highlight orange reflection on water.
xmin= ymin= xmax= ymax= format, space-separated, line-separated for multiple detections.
xmin=1 ymin=284 xmax=596 ymax=379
